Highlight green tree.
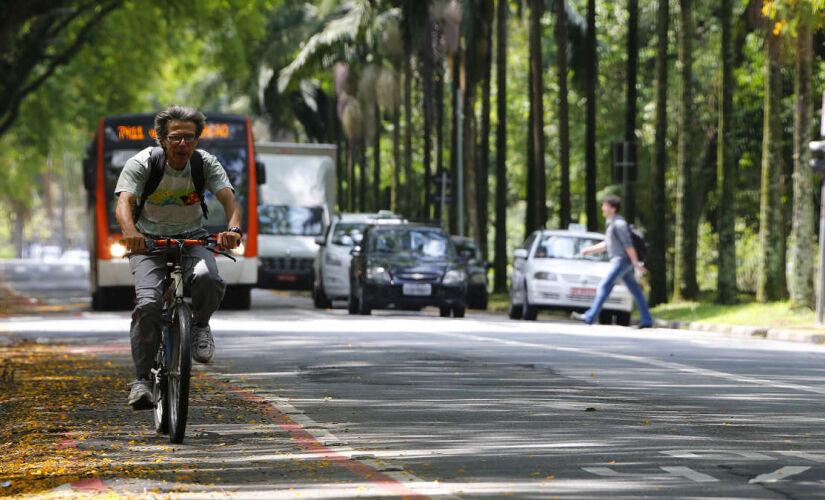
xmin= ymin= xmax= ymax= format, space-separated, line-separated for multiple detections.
xmin=556 ymin=0 xmax=571 ymax=229
xmin=584 ymin=0 xmax=597 ymax=231
xmin=494 ymin=0 xmax=508 ymax=292
xmin=716 ymin=0 xmax=738 ymax=304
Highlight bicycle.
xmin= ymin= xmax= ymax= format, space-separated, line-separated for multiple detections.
xmin=131 ymin=236 xmax=236 ymax=443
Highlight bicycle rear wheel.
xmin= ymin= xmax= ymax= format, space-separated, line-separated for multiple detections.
xmin=168 ymin=301 xmax=192 ymax=443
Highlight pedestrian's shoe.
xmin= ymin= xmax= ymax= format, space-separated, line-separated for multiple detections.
xmin=570 ymin=311 xmax=591 ymax=324
xmin=193 ymin=324 xmax=215 ymax=363
xmin=633 ymin=322 xmax=653 ymax=330
xmin=128 ymin=378 xmax=154 ymax=410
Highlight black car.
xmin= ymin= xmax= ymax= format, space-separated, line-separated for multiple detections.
xmin=348 ymin=224 xmax=468 ymax=317
xmin=451 ymin=236 xmax=490 ymax=310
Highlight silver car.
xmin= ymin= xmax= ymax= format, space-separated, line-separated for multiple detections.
xmin=508 ymin=229 xmax=634 ymax=324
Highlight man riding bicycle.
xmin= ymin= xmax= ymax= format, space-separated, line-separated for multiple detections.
xmin=114 ymin=105 xmax=242 ymax=410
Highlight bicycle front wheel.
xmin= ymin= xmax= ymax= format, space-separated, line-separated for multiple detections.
xmin=168 ymin=301 xmax=192 ymax=444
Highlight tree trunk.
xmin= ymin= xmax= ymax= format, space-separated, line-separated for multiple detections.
xmin=757 ymin=31 xmax=784 ymax=302
xmin=373 ymin=104 xmax=381 ymax=211
xmin=648 ymin=0 xmax=669 ymax=306
xmin=529 ymin=0 xmax=546 ymax=230
xmin=624 ymin=0 xmax=638 ymax=224
xmin=525 ymin=52 xmax=536 ymax=234
xmin=392 ymin=106 xmax=401 ymax=213
xmin=477 ymin=0 xmax=494 ymax=259
xmin=435 ymin=47 xmax=445 ymax=220
xmin=716 ymin=0 xmax=737 ymax=304
xmin=556 ymin=0 xmax=571 ymax=230
xmin=789 ymin=21 xmax=815 ymax=309
xmin=347 ymin=138 xmax=355 ymax=212
xmin=404 ymin=51 xmax=414 ymax=216
xmin=585 ymin=0 xmax=598 ymax=231
xmin=494 ymin=0 xmax=509 ymax=293
xmin=674 ymin=0 xmax=697 ymax=301
xmin=449 ymin=52 xmax=461 ymax=234
xmin=422 ymin=17 xmax=434 ymax=219
xmin=359 ymin=138 xmax=367 ymax=212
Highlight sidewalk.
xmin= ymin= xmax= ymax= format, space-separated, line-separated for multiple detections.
xmin=653 ymin=318 xmax=825 ymax=344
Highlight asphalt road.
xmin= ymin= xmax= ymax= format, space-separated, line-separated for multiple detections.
xmin=3 ymin=264 xmax=825 ymax=498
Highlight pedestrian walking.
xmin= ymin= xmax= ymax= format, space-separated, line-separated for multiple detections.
xmin=571 ymin=195 xmax=653 ymax=328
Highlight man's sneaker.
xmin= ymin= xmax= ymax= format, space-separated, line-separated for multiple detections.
xmin=570 ymin=311 xmax=591 ymax=324
xmin=128 ymin=378 xmax=154 ymax=410
xmin=193 ymin=324 xmax=214 ymax=363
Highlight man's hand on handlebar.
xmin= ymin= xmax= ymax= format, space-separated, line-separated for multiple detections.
xmin=217 ymin=230 xmax=241 ymax=250
xmin=121 ymin=229 xmax=148 ymax=252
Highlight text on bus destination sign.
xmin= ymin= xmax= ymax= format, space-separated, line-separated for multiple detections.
xmin=116 ymin=123 xmax=232 ymax=141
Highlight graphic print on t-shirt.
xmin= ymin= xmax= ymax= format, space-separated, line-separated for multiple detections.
xmin=147 ymin=188 xmax=202 ymax=207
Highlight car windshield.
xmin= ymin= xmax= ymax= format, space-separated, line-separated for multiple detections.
xmin=331 ymin=222 xmax=367 ymax=246
xmin=258 ymin=205 xmax=324 ymax=236
xmin=534 ymin=235 xmax=608 ymax=262
xmin=370 ymin=229 xmax=454 ymax=258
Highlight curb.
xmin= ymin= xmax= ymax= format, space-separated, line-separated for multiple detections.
xmin=653 ymin=318 xmax=825 ymax=345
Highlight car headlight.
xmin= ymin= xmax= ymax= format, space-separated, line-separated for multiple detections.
xmin=110 ymin=242 xmax=127 ymax=258
xmin=533 ymin=271 xmax=558 ymax=281
xmin=366 ymin=266 xmax=391 ymax=284
xmin=325 ymin=252 xmax=344 ymax=267
xmin=442 ymin=269 xmax=466 ymax=285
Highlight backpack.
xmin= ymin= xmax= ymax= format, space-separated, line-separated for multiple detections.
xmin=628 ymin=224 xmax=647 ymax=262
xmin=132 ymin=147 xmax=208 ymax=223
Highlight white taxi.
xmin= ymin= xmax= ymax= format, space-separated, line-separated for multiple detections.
xmin=508 ymin=228 xmax=634 ymax=324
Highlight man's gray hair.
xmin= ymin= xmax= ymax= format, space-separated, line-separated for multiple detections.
xmin=154 ymin=105 xmax=206 ymax=145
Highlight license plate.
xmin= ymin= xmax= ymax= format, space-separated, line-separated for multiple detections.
xmin=570 ymin=287 xmax=596 ymax=297
xmin=277 ymin=274 xmax=297 ymax=282
xmin=403 ymin=283 xmax=432 ymax=296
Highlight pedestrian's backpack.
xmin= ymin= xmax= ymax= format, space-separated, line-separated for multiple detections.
xmin=629 ymin=224 xmax=647 ymax=262
xmin=132 ymin=147 xmax=208 ymax=223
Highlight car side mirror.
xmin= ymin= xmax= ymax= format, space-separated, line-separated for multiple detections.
xmin=513 ymin=249 xmax=528 ymax=260
xmin=314 ymin=236 xmax=325 ymax=246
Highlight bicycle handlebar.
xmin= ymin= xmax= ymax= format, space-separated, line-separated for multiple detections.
xmin=128 ymin=236 xmax=238 ymax=262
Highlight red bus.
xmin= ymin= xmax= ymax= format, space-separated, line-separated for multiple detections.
xmin=82 ymin=113 xmax=263 ymax=310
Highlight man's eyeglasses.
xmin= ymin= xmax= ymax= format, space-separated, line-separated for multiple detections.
xmin=166 ymin=134 xmax=197 ymax=144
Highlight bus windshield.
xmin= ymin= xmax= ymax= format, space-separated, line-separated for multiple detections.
xmin=103 ymin=144 xmax=249 ymax=233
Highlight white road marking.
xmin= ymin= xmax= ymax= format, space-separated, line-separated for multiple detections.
xmin=583 ymin=466 xmax=718 ymax=482
xmin=661 ymin=450 xmax=775 ymax=461
xmin=427 ymin=331 xmax=825 ymax=395
xmin=749 ymin=466 xmax=811 ymax=483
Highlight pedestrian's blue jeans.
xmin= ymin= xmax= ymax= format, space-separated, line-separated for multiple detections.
xmin=583 ymin=257 xmax=652 ymax=326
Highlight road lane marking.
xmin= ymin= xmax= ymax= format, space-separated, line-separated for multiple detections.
xmin=661 ymin=450 xmax=775 ymax=461
xmin=749 ymin=466 xmax=811 ymax=483
xmin=428 ymin=331 xmax=825 ymax=395
xmin=202 ymin=370 xmax=459 ymax=499
xmin=583 ymin=466 xmax=718 ymax=482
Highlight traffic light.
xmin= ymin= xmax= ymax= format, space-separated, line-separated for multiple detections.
xmin=809 ymin=140 xmax=825 ymax=175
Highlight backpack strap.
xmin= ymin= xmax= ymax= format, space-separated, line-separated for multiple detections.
xmin=133 ymin=147 xmax=166 ymax=223
xmin=189 ymin=150 xmax=208 ymax=220
xmin=132 ymin=148 xmax=209 ymax=223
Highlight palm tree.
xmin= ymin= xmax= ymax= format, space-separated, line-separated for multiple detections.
xmin=584 ymin=0 xmax=597 ymax=231
xmin=494 ymin=0 xmax=508 ymax=293
xmin=556 ymin=0 xmax=571 ymax=229
xmin=789 ymin=5 xmax=816 ymax=309
xmin=529 ymin=0 xmax=546 ymax=230
xmin=674 ymin=0 xmax=698 ymax=301
xmin=756 ymin=27 xmax=784 ymax=302
xmin=624 ymin=0 xmax=638 ymax=224
xmin=716 ymin=0 xmax=737 ymax=304
xmin=648 ymin=0 xmax=669 ymax=306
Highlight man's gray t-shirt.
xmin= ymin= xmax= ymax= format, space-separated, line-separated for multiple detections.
xmin=114 ymin=147 xmax=233 ymax=236
xmin=605 ymin=215 xmax=633 ymax=260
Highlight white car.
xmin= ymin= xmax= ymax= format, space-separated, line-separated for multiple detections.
xmin=508 ymin=229 xmax=634 ymax=324
xmin=312 ymin=211 xmax=404 ymax=308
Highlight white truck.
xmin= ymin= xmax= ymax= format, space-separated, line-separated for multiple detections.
xmin=255 ymin=142 xmax=336 ymax=290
